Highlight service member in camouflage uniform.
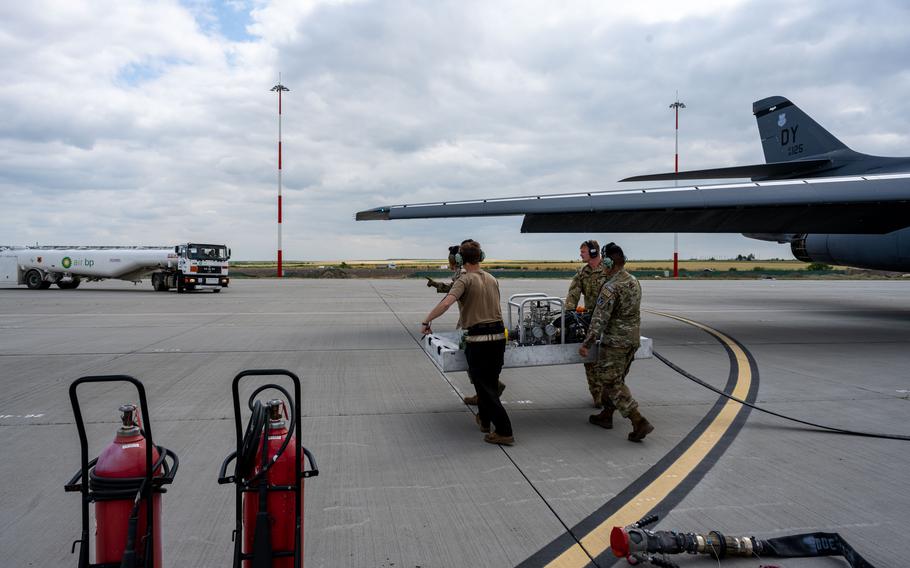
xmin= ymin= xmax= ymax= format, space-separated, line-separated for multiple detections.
xmin=426 ymin=241 xmax=506 ymax=405
xmin=578 ymin=242 xmax=654 ymax=442
xmin=564 ymin=240 xmax=609 ymax=408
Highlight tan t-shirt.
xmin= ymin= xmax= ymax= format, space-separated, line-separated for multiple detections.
xmin=448 ymin=270 xmax=503 ymax=330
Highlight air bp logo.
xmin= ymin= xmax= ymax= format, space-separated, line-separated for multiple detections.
xmin=777 ymin=113 xmax=787 ymax=128
xmin=61 ymin=256 xmax=73 ymax=269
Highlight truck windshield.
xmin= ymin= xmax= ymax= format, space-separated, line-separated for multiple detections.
xmin=187 ymin=245 xmax=227 ymax=261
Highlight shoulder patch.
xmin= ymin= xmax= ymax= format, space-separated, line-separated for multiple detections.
xmin=596 ymin=295 xmax=605 ymax=306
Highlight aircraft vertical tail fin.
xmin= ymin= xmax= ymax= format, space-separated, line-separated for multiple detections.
xmin=753 ymin=96 xmax=848 ymax=163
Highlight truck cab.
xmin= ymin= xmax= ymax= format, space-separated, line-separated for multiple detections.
xmin=156 ymin=243 xmax=231 ymax=293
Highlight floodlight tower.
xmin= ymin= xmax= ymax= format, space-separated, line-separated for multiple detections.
xmin=271 ymin=76 xmax=289 ymax=277
xmin=669 ymin=93 xmax=686 ymax=279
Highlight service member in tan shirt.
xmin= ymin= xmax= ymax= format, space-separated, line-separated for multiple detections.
xmin=420 ymin=240 xmax=513 ymax=445
xmin=426 ymin=241 xmax=506 ymax=405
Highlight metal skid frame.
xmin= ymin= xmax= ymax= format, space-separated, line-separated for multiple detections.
xmin=421 ymin=293 xmax=652 ymax=372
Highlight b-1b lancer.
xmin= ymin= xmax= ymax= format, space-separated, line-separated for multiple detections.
xmin=357 ymin=96 xmax=910 ymax=272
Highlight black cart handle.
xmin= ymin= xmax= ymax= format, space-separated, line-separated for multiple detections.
xmin=69 ymin=376 xmax=156 ymax=497
xmin=301 ymin=448 xmax=319 ymax=478
xmin=218 ymin=451 xmax=238 ymax=484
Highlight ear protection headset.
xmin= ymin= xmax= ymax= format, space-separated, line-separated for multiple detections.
xmin=582 ymin=240 xmax=599 ymax=258
xmin=601 ymin=242 xmax=624 ymax=269
xmin=454 ymin=241 xmax=485 ymax=265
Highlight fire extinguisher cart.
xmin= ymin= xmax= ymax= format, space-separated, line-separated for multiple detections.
xmin=64 ymin=375 xmax=179 ymax=568
xmin=218 ymin=369 xmax=319 ymax=568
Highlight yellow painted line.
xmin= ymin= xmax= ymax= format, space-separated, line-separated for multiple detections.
xmin=545 ymin=312 xmax=752 ymax=567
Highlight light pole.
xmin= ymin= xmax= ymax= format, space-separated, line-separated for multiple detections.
xmin=669 ymin=94 xmax=686 ymax=279
xmin=271 ymin=76 xmax=289 ymax=277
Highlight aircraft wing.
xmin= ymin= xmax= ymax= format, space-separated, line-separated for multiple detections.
xmin=356 ymin=173 xmax=910 ymax=234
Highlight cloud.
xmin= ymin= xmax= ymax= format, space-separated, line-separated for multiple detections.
xmin=1 ymin=0 xmax=909 ymax=260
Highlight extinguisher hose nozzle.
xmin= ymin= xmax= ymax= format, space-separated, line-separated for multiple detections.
xmin=119 ymin=516 xmax=138 ymax=568
xmin=251 ymin=510 xmax=273 ymax=568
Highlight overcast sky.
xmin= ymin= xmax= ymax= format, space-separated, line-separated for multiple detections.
xmin=2 ymin=0 xmax=909 ymax=261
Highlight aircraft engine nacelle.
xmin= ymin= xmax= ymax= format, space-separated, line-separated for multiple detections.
xmin=790 ymin=228 xmax=910 ymax=272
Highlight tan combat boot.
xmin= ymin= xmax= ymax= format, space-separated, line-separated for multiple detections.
xmin=627 ymin=409 xmax=654 ymax=443
xmin=484 ymin=432 xmax=515 ymax=446
xmin=588 ymin=399 xmax=615 ymax=429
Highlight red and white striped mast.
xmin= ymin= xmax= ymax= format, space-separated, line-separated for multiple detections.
xmin=271 ymin=75 xmax=289 ymax=277
xmin=669 ymin=93 xmax=686 ymax=279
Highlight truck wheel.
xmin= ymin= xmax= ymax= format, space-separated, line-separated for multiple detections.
xmin=152 ymin=273 xmax=168 ymax=292
xmin=58 ymin=276 xmax=81 ymax=290
xmin=25 ymin=270 xmax=45 ymax=290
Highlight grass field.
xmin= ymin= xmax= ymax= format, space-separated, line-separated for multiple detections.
xmin=225 ymin=258 xmax=910 ymax=279
xmin=231 ymin=259 xmax=816 ymax=271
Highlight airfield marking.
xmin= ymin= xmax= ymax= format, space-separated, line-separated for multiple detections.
xmin=529 ymin=312 xmax=758 ymax=568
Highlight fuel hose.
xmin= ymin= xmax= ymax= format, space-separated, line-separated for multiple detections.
xmin=612 ymin=514 xmax=875 ymax=568
xmin=653 ymin=350 xmax=910 ymax=442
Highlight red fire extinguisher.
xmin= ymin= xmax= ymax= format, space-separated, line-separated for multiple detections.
xmin=65 ymin=375 xmax=179 ymax=568
xmin=219 ymin=369 xmax=319 ymax=568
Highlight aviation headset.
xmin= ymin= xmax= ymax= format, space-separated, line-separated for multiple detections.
xmin=448 ymin=245 xmax=460 ymax=265
xmin=453 ymin=240 xmax=485 ymax=266
xmin=601 ymin=242 xmax=625 ymax=269
xmin=581 ymin=240 xmax=599 ymax=258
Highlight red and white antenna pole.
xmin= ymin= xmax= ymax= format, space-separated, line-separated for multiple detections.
xmin=271 ymin=76 xmax=289 ymax=277
xmin=669 ymin=93 xmax=686 ymax=279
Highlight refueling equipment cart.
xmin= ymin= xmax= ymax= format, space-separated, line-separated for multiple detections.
xmin=421 ymin=292 xmax=653 ymax=372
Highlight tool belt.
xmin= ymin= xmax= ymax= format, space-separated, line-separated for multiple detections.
xmin=465 ymin=321 xmax=505 ymax=343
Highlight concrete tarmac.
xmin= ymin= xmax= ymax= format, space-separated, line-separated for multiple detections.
xmin=1 ymin=278 xmax=908 ymax=567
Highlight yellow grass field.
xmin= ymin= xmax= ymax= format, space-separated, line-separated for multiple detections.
xmin=233 ymin=259 xmax=816 ymax=271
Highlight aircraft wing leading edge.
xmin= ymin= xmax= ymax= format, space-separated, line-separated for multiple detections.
xmin=356 ymin=174 xmax=910 ymax=234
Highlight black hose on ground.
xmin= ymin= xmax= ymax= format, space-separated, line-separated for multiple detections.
xmin=653 ymin=350 xmax=910 ymax=442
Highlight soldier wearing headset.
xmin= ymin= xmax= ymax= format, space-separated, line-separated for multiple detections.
xmin=426 ymin=245 xmax=465 ymax=294
xmin=420 ymin=240 xmax=514 ymax=445
xmin=578 ymin=242 xmax=654 ymax=443
xmin=565 ymin=240 xmax=609 ymax=408
xmin=427 ymin=240 xmax=506 ymax=405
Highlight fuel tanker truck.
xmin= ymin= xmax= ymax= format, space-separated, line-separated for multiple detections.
xmin=0 ymin=243 xmax=230 ymax=292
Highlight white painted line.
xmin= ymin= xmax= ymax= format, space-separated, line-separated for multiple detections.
xmin=0 ymin=413 xmax=46 ymax=419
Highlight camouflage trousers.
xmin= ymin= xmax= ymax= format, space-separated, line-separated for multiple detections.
xmin=590 ymin=345 xmax=639 ymax=417
xmin=583 ymin=362 xmax=602 ymax=403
